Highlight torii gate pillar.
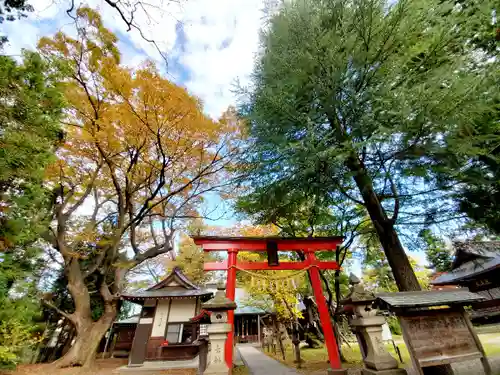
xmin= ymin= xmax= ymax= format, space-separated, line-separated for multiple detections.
xmin=226 ymin=249 xmax=237 ymax=367
xmin=194 ymin=236 xmax=347 ymax=374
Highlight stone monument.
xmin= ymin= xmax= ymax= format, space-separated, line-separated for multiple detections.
xmin=341 ymin=274 xmax=406 ymax=375
xmin=201 ymin=283 xmax=237 ymax=375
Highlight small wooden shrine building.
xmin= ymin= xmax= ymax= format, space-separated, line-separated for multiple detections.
xmin=431 ymin=241 xmax=500 ymax=324
xmin=120 ymin=267 xmax=213 ymax=367
xmin=107 ymin=315 xmax=139 ymax=358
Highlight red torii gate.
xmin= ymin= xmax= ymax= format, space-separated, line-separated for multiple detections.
xmin=192 ymin=236 xmax=345 ymax=373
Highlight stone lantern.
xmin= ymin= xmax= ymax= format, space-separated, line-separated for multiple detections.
xmin=341 ymin=274 xmax=406 ymax=375
xmin=201 ymin=283 xmax=237 ymax=375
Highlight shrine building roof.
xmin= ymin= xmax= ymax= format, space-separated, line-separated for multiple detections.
xmin=431 ymin=241 xmax=500 ymax=286
xmin=375 ymin=289 xmax=485 ymax=310
xmin=121 ymin=267 xmax=213 ymax=302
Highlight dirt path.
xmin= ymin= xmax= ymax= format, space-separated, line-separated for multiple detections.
xmin=0 ymin=359 xmax=196 ymax=375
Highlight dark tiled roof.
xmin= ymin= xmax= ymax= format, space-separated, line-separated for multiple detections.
xmin=147 ymin=267 xmax=200 ymax=291
xmin=121 ymin=288 xmax=213 ymax=301
xmin=376 ymin=289 xmax=484 ymax=309
xmin=432 ymin=242 xmax=500 ymax=285
xmin=453 ymin=241 xmax=500 ymax=259
xmin=120 ymin=267 xmax=213 ymax=301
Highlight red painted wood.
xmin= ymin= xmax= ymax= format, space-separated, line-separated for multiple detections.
xmin=316 ymin=261 xmax=341 ymax=270
xmin=306 ymin=252 xmax=342 ymax=369
xmin=225 ymin=249 xmax=237 ymax=369
xmin=193 ymin=237 xmax=343 ymax=251
xmin=204 ymin=261 xmax=229 ymax=271
xmin=203 ymin=260 xmax=340 ymax=271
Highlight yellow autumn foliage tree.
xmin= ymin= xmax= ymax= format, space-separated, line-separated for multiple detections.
xmin=165 ymin=234 xmax=220 ymax=285
xmin=38 ymin=7 xmax=243 ymax=368
xmin=204 ymin=223 xmax=304 ymax=321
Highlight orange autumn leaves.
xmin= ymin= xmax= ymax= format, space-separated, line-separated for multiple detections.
xmin=38 ymin=7 xmax=245 ymax=267
xmin=40 ymin=7 xmax=244 ymax=238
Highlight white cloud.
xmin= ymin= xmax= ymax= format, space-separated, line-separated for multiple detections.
xmin=3 ymin=0 xmax=265 ymax=118
xmin=178 ymin=0 xmax=264 ymax=117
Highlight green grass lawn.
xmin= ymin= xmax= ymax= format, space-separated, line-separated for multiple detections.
xmin=265 ymin=333 xmax=500 ymax=374
xmin=233 ymin=365 xmax=250 ymax=375
xmin=266 ymin=342 xmax=403 ymax=373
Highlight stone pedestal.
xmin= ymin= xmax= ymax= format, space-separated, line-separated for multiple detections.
xmin=202 ymin=283 xmax=237 ymax=375
xmin=205 ymin=323 xmax=232 ymax=375
xmin=350 ymin=316 xmax=399 ymax=371
xmin=341 ymin=275 xmax=407 ymax=375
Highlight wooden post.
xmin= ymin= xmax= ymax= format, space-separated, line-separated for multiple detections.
xmin=462 ymin=308 xmax=492 ymax=375
xmin=306 ymin=252 xmax=342 ymax=370
xmin=225 ymin=249 xmax=237 ymax=369
xmin=257 ymin=315 xmax=261 ymax=346
xmin=102 ymin=325 xmax=114 ymax=358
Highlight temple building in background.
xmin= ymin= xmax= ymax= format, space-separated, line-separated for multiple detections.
xmin=105 ymin=269 xmax=269 ymax=367
xmin=431 ymin=241 xmax=500 ymax=324
xmin=116 ymin=267 xmax=213 ymax=368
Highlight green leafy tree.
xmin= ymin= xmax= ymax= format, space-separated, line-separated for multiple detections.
xmin=0 ymin=52 xmax=63 ymax=368
xmin=238 ymin=0 xmax=497 ymax=291
xmin=0 ymin=270 xmax=45 ymax=369
xmin=0 ymin=52 xmax=64 ymax=251
xmin=434 ymin=0 xmax=499 ymax=234
xmin=420 ymin=229 xmax=453 ymax=272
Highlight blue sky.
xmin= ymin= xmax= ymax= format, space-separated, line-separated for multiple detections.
xmin=1 ymin=0 xmax=429 ymax=274
xmin=1 ymin=0 xmax=259 ymax=227
xmin=2 ymin=0 xmax=265 ymax=117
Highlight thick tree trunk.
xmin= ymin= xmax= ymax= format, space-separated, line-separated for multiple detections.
xmin=374 ymin=221 xmax=421 ymax=291
xmin=345 ymin=154 xmax=421 ymax=291
xmin=272 ymin=316 xmax=286 ymax=360
xmin=345 ymin=154 xmax=452 ymax=374
xmin=51 ymin=310 xmax=117 ymax=368
xmin=48 ymin=257 xmax=119 ymax=368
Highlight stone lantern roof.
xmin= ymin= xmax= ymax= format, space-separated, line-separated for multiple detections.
xmin=340 ymin=273 xmax=375 ymax=305
xmin=202 ymin=283 xmax=237 ymax=311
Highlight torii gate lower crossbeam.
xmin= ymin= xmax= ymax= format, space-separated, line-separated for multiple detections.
xmin=193 ymin=236 xmax=345 ymax=374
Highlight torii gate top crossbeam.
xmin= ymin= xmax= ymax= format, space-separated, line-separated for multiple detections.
xmin=192 ymin=236 xmax=344 ymax=251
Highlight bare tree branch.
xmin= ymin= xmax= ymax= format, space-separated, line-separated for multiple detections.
xmin=42 ymin=300 xmax=75 ymax=323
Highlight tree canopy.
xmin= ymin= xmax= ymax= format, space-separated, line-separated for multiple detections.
xmin=420 ymin=229 xmax=453 ymax=273
xmin=237 ymin=0 xmax=498 ymax=291
xmin=0 ymin=51 xmax=64 ymax=368
xmin=35 ymin=7 xmax=243 ymax=368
